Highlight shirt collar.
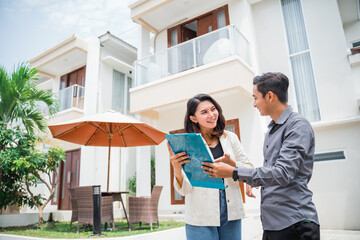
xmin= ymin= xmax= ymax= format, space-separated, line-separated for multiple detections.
xmin=268 ymin=105 xmax=293 ymax=129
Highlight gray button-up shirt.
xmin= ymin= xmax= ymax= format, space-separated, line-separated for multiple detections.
xmin=237 ymin=105 xmax=319 ymax=230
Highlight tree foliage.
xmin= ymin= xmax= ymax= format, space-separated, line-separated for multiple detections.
xmin=0 ymin=126 xmax=31 ymax=209
xmin=0 ymin=62 xmax=58 ymax=134
xmin=0 ymin=62 xmax=60 ymax=223
xmin=0 ymin=125 xmax=65 ymax=225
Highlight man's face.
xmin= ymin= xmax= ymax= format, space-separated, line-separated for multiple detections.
xmin=253 ymin=84 xmax=269 ymax=116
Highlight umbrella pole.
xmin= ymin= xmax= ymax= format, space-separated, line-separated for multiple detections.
xmin=107 ymin=136 xmax=112 ymax=192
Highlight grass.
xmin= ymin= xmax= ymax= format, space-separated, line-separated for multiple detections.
xmin=0 ymin=219 xmax=185 ymax=239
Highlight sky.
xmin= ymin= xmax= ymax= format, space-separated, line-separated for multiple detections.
xmin=0 ymin=0 xmax=138 ymax=72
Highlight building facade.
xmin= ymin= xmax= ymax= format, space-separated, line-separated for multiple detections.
xmin=27 ymin=32 xmax=138 ymax=217
xmin=129 ymin=0 xmax=360 ymax=230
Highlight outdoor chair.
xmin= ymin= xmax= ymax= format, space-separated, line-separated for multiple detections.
xmin=73 ymin=186 xmax=115 ymax=233
xmin=128 ymin=185 xmax=163 ymax=231
xmin=68 ymin=188 xmax=78 ymax=230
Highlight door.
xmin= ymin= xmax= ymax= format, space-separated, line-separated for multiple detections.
xmin=58 ymin=149 xmax=81 ymax=210
xmin=197 ymin=13 xmax=213 ymax=36
xmin=167 ymin=5 xmax=230 ymax=67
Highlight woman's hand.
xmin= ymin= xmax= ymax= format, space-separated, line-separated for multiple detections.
xmin=167 ymin=142 xmax=190 ymax=188
xmin=168 ymin=143 xmax=190 ymax=171
xmin=214 ymin=153 xmax=236 ymax=167
xmin=246 ymin=184 xmax=258 ymax=198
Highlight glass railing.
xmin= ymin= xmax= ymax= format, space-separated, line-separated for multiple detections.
xmin=56 ymin=85 xmax=85 ymax=112
xmin=37 ymin=85 xmax=85 ymax=116
xmin=134 ymin=25 xmax=251 ymax=87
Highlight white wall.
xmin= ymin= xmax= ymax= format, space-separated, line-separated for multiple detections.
xmin=302 ymin=0 xmax=358 ymax=120
xmin=311 ymin=121 xmax=360 ymax=230
xmin=251 ymin=0 xmax=298 ymax=109
xmin=98 ymin=61 xmax=114 ymax=113
xmin=84 ymin=36 xmax=100 ymax=116
xmin=343 ymin=20 xmax=360 ymax=49
xmin=343 ymin=20 xmax=360 ymax=95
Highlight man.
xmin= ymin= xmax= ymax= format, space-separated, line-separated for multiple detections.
xmin=202 ymin=72 xmax=320 ymax=240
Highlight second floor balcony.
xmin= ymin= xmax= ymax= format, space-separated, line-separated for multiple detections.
xmin=56 ymin=84 xmax=85 ymax=112
xmin=130 ymin=25 xmax=255 ymax=116
xmin=134 ymin=25 xmax=251 ymax=87
xmin=39 ymin=85 xmax=85 ymax=119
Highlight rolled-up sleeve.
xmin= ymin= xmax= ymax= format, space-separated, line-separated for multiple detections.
xmin=236 ymin=119 xmax=313 ymax=187
xmin=173 ymin=169 xmax=192 ymax=196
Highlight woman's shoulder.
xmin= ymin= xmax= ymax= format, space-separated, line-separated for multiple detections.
xmin=222 ymin=130 xmax=238 ymax=141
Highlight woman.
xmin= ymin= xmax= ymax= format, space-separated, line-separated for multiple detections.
xmin=168 ymin=93 xmax=254 ymax=240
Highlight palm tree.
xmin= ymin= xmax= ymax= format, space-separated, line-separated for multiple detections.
xmin=0 ymin=62 xmax=58 ymax=134
xmin=0 ymin=62 xmax=59 ymax=212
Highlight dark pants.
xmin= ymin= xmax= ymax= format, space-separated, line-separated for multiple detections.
xmin=262 ymin=221 xmax=320 ymax=240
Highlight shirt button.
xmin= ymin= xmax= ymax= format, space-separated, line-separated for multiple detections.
xmin=227 ymin=200 xmax=230 ymax=203
xmin=226 ymin=185 xmax=228 ymax=188
xmin=265 ymin=159 xmax=267 ymax=162
xmin=266 ymin=145 xmax=268 ymax=148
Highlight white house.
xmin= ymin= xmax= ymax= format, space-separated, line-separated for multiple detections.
xmin=25 ymin=32 xmax=138 ymax=219
xmin=9 ymin=0 xmax=359 ymax=234
xmin=128 ymin=0 xmax=360 ymax=231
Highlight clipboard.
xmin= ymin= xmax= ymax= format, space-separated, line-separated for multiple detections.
xmin=166 ymin=133 xmax=225 ymax=190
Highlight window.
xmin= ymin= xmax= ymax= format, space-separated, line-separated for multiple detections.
xmin=281 ymin=0 xmax=321 ymax=122
xmin=112 ymin=70 xmax=132 ymax=114
xmin=169 ymin=118 xmax=245 ymax=205
xmin=60 ymin=66 xmax=86 ymax=90
xmin=167 ymin=5 xmax=229 ymax=47
xmin=352 ymin=40 xmax=360 ymax=48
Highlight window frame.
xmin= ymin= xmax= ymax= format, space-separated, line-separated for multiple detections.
xmin=111 ymin=69 xmax=133 ymax=114
xmin=167 ymin=5 xmax=229 ymax=47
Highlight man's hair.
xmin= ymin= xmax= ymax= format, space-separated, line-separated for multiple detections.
xmin=184 ymin=93 xmax=225 ymax=138
xmin=253 ymin=72 xmax=289 ymax=103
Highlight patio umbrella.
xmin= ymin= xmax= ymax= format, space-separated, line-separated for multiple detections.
xmin=48 ymin=110 xmax=166 ymax=191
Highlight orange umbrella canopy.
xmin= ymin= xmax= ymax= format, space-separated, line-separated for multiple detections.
xmin=48 ymin=111 xmax=166 ymax=191
xmin=49 ymin=111 xmax=166 ymax=147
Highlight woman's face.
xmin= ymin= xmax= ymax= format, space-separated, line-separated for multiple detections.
xmin=190 ymin=100 xmax=219 ymax=130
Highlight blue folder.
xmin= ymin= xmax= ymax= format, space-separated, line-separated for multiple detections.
xmin=166 ymin=133 xmax=226 ymax=190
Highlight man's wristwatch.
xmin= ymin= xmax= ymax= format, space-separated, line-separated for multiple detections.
xmin=232 ymin=166 xmax=239 ymax=181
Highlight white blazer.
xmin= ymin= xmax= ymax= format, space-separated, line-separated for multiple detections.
xmin=174 ymin=130 xmax=254 ymax=226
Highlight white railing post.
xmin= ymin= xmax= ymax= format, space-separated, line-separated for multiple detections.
xmin=71 ymin=85 xmax=74 ymax=108
xmin=193 ymin=39 xmax=197 ymax=68
xmin=76 ymin=85 xmax=80 ymax=108
xmin=229 ymin=25 xmax=235 ymax=56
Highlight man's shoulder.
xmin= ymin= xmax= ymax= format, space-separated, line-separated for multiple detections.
xmin=287 ymin=112 xmax=313 ymax=132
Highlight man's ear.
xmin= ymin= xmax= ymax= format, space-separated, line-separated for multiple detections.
xmin=190 ymin=115 xmax=197 ymax=123
xmin=267 ymin=91 xmax=275 ymax=102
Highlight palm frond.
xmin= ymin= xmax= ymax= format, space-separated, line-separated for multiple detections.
xmin=0 ymin=62 xmax=58 ymax=134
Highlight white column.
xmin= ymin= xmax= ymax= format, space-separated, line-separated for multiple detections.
xmin=136 ymin=146 xmax=151 ymax=197
xmin=83 ymin=36 xmax=100 ymax=116
xmin=138 ymin=25 xmax=150 ymax=59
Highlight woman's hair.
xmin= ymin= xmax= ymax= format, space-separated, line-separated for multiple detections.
xmin=184 ymin=93 xmax=226 ymax=138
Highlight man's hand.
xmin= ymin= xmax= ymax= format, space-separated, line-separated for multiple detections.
xmin=202 ymin=161 xmax=234 ymax=178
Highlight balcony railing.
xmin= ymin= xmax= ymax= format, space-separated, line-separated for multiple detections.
xmin=134 ymin=25 xmax=251 ymax=87
xmin=57 ymin=84 xmax=85 ymax=112
xmin=38 ymin=85 xmax=85 ymax=116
